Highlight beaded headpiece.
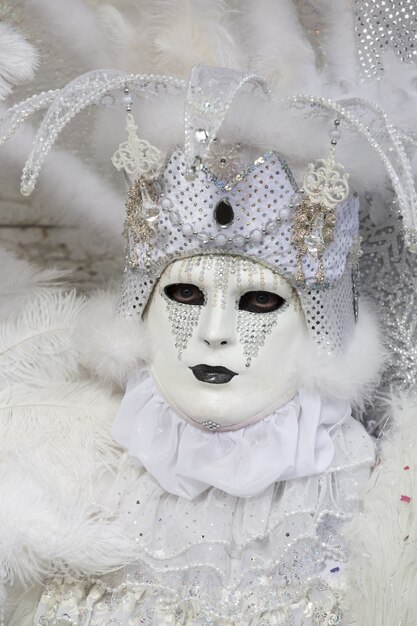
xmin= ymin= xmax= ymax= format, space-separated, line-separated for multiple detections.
xmin=1 ymin=65 xmax=415 ymax=354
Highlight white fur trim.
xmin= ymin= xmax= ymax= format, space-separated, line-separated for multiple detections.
xmin=299 ymin=301 xmax=386 ymax=410
xmin=74 ymin=291 xmax=150 ymax=388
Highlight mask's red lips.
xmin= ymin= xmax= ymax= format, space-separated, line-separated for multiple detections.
xmin=189 ymin=364 xmax=238 ymax=384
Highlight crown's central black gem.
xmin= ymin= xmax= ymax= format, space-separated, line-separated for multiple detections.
xmin=214 ymin=199 xmax=234 ymax=227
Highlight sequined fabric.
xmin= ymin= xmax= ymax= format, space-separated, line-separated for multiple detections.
xmin=120 ymin=149 xmax=359 ymax=353
xmin=354 ymin=0 xmax=417 ymax=78
xmin=360 ymin=207 xmax=417 ymax=393
xmin=33 ymin=414 xmax=373 ymax=625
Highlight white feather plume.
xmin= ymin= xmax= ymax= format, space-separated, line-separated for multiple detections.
xmin=0 ymin=248 xmax=65 ymax=313
xmin=310 ymin=0 xmax=358 ymax=87
xmin=0 ymin=258 xmax=140 ymax=590
xmin=0 ymin=118 xmax=125 ymax=253
xmin=24 ymin=0 xmax=110 ymax=69
xmin=99 ymin=0 xmax=241 ymax=76
xmin=237 ymin=0 xmax=318 ymax=92
xmin=0 ymin=290 xmax=84 ymax=387
xmin=0 ymin=450 xmax=137 ymax=585
xmin=0 ymin=22 xmax=38 ymax=99
xmin=345 ymin=393 xmax=417 ymax=624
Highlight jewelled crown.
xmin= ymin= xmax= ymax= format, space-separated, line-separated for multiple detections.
xmin=116 ymin=66 xmax=359 ymax=353
xmin=119 ymin=144 xmax=359 ymax=351
xmin=2 ymin=64 xmax=415 ymax=354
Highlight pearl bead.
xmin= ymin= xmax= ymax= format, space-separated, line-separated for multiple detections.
xmin=214 ymin=233 xmax=227 ymax=246
xmin=250 ymin=229 xmax=262 ymax=243
xmin=161 ymin=197 xmax=172 ymax=209
xmin=233 ymin=234 xmax=245 ymax=247
xmin=182 ymin=223 xmax=193 ymax=237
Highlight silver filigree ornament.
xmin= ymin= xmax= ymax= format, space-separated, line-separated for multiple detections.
xmin=113 ymin=108 xmax=165 ymax=270
xmin=112 ymin=112 xmax=164 ymax=181
xmin=204 ymin=140 xmax=242 ymax=180
xmin=294 ymin=120 xmax=350 ymax=284
xmin=125 ymin=178 xmax=160 ymax=270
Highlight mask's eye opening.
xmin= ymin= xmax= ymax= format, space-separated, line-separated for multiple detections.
xmin=239 ymin=291 xmax=285 ymax=313
xmin=164 ymin=283 xmax=205 ymax=305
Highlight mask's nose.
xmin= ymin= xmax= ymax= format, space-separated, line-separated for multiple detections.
xmin=203 ymin=338 xmax=228 ymax=347
xmin=198 ymin=301 xmax=237 ymax=349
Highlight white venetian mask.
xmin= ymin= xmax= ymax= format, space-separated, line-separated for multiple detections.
xmin=145 ymin=255 xmax=307 ymax=429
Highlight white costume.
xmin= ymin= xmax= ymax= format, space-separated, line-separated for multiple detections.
xmin=0 ymin=2 xmax=417 ymax=625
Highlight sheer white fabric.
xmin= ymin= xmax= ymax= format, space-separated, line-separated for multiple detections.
xmin=112 ymin=374 xmax=352 ymax=498
xmin=32 ymin=382 xmax=374 ymax=625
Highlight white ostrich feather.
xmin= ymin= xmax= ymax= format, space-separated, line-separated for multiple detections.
xmin=345 ymin=393 xmax=417 ymax=624
xmin=24 ymin=0 xmax=110 ymax=69
xmin=0 ymin=118 xmax=125 ymax=253
xmin=309 ymin=0 xmax=358 ymax=87
xmin=0 ymin=22 xmax=38 ymax=100
xmin=0 ymin=248 xmax=65 ymax=311
xmin=0 ymin=290 xmax=84 ymax=387
xmin=0 ymin=248 xmax=81 ymax=385
xmin=0 ymin=381 xmax=121 ymax=485
xmin=237 ymin=0 xmax=318 ymax=92
xmin=0 ymin=377 xmax=137 ymax=585
xmin=0 ymin=257 xmax=139 ymax=588
xmin=98 ymin=5 xmax=139 ymax=71
xmin=0 ymin=455 xmax=136 ymax=586
xmin=99 ymin=0 xmax=240 ymax=76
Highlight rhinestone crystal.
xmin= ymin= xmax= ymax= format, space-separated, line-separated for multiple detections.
xmin=195 ymin=128 xmax=209 ymax=143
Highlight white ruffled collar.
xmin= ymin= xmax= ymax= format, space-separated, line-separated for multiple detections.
xmin=112 ymin=373 xmax=352 ymax=500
